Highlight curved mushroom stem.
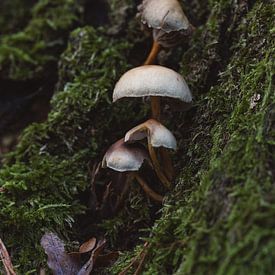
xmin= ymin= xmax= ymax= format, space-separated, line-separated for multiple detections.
xmin=160 ymin=148 xmax=175 ymax=181
xmin=147 ymin=142 xmax=171 ymax=190
xmin=133 ymin=173 xmax=163 ymax=203
xmin=144 ymin=41 xmax=161 ymax=65
xmin=114 ymin=173 xmax=132 ymax=212
xmin=150 ymin=98 xmax=174 ymax=183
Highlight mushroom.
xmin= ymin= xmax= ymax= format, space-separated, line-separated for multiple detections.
xmin=113 ymin=65 xmax=191 ymax=182
xmin=138 ymin=0 xmax=194 ymax=64
xmin=125 ymin=119 xmax=176 ymax=189
xmin=102 ymin=139 xmax=163 ymax=203
xmin=113 ymin=65 xmax=192 ymax=121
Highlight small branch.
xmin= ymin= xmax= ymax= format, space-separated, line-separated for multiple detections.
xmin=119 ymin=242 xmax=149 ymax=275
xmin=133 ymin=243 xmax=150 ymax=275
xmin=0 ymin=238 xmax=16 ymax=275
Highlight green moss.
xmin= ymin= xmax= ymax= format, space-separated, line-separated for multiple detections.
xmin=0 ymin=25 xmax=148 ymax=272
xmin=1 ymin=0 xmax=274 ymax=274
xmin=133 ymin=1 xmax=275 ymax=274
xmin=0 ymin=0 xmax=36 ymax=35
xmin=0 ymin=0 xmax=81 ymax=81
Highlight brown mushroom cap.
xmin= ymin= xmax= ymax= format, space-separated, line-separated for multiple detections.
xmin=113 ymin=65 xmax=192 ymax=103
xmin=125 ymin=119 xmax=177 ymax=150
xmin=139 ymin=0 xmax=190 ymax=33
xmin=102 ymin=139 xmax=150 ymax=172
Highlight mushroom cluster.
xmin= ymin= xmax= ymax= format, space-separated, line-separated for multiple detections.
xmin=101 ymin=0 xmax=193 ymax=203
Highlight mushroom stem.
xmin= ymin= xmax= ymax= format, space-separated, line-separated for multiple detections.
xmin=133 ymin=173 xmax=163 ymax=203
xmin=114 ymin=173 xmax=132 ymax=212
xmin=144 ymin=41 xmax=161 ymax=65
xmin=151 ymin=96 xmax=161 ymax=120
xmin=149 ymin=98 xmax=175 ymax=183
xmin=147 ymin=142 xmax=171 ymax=189
xmin=160 ymin=148 xmax=175 ymax=181
xmin=143 ymin=40 xmax=176 ymax=187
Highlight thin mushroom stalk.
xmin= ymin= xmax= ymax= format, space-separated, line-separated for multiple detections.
xmin=150 ymin=96 xmax=161 ymax=120
xmin=147 ymin=141 xmax=171 ymax=189
xmin=133 ymin=173 xmax=163 ymax=203
xmin=160 ymin=147 xmax=175 ymax=181
xmin=116 ymin=172 xmax=163 ymax=204
xmin=144 ymin=42 xmax=174 ymax=178
xmin=144 ymin=41 xmax=161 ymax=65
xmin=150 ymin=96 xmax=174 ymax=180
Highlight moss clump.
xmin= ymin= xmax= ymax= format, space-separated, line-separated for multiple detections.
xmin=0 ymin=0 xmax=36 ymax=35
xmin=0 ymin=24 xmax=149 ymax=272
xmin=125 ymin=1 xmax=275 ymax=274
xmin=0 ymin=0 xmax=81 ymax=81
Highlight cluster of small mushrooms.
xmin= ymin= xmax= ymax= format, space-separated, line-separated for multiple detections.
xmin=101 ymin=0 xmax=193 ymax=203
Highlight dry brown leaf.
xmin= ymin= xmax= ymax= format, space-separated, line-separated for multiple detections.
xmin=79 ymin=238 xmax=97 ymax=254
xmin=41 ymin=233 xmax=115 ymax=275
xmin=77 ymin=239 xmax=106 ymax=275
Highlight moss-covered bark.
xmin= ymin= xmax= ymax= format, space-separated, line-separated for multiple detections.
xmin=138 ymin=1 xmax=275 ymax=274
xmin=0 ymin=0 xmax=274 ymax=273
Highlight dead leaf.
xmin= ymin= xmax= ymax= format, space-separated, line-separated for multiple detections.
xmin=41 ymin=233 xmax=81 ymax=275
xmin=77 ymin=239 xmax=106 ymax=275
xmin=41 ymin=234 xmax=114 ymax=275
xmin=0 ymin=238 xmax=16 ymax=275
xmin=79 ymin=238 xmax=97 ymax=254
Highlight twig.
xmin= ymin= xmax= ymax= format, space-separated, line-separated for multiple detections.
xmin=133 ymin=243 xmax=150 ymax=275
xmin=0 ymin=238 xmax=16 ymax=275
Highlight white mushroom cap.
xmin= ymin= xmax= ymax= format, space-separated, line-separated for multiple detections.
xmin=139 ymin=0 xmax=190 ymax=33
xmin=113 ymin=65 xmax=192 ymax=103
xmin=102 ymin=139 xmax=150 ymax=172
xmin=125 ymin=119 xmax=177 ymax=150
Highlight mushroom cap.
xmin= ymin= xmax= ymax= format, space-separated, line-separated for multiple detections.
xmin=113 ymin=65 xmax=192 ymax=103
xmin=102 ymin=139 xmax=150 ymax=172
xmin=125 ymin=119 xmax=177 ymax=150
xmin=139 ymin=0 xmax=190 ymax=33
